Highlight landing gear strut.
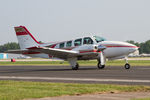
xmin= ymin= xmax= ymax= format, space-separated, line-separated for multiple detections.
xmin=124 ymin=56 xmax=130 ymax=69
xmin=97 ymin=52 xmax=106 ymax=69
xmin=68 ymin=58 xmax=79 ymax=70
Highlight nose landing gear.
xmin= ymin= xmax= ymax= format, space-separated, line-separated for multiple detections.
xmin=124 ymin=63 xmax=130 ymax=69
xmin=124 ymin=56 xmax=130 ymax=69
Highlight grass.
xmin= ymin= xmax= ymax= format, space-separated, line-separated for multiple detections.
xmin=0 ymin=80 xmax=150 ymax=100
xmin=0 ymin=60 xmax=150 ymax=66
xmin=131 ymin=98 xmax=150 ymax=100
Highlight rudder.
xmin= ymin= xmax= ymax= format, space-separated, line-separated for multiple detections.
xmin=14 ymin=26 xmax=41 ymax=49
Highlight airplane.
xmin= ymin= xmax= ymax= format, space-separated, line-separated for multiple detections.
xmin=6 ymin=26 xmax=139 ymax=70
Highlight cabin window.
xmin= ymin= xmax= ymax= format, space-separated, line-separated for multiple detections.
xmin=74 ymin=38 xmax=82 ymax=46
xmin=59 ymin=42 xmax=65 ymax=48
xmin=66 ymin=41 xmax=72 ymax=47
xmin=83 ymin=37 xmax=93 ymax=44
xmin=94 ymin=36 xmax=106 ymax=43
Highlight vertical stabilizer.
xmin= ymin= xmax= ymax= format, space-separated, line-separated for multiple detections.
xmin=14 ymin=26 xmax=41 ymax=49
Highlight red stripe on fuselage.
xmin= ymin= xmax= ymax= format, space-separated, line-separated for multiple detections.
xmin=79 ymin=50 xmax=98 ymax=53
xmin=106 ymin=46 xmax=138 ymax=48
xmin=79 ymin=45 xmax=138 ymax=53
xmin=23 ymin=52 xmax=41 ymax=54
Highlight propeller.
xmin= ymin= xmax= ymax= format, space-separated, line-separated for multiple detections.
xmin=97 ymin=45 xmax=106 ymax=52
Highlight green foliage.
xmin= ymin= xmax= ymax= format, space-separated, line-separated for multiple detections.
xmin=126 ymin=40 xmax=140 ymax=47
xmin=139 ymin=40 xmax=150 ymax=54
xmin=0 ymin=42 xmax=20 ymax=53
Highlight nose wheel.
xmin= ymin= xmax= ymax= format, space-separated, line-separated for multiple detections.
xmin=124 ymin=63 xmax=130 ymax=69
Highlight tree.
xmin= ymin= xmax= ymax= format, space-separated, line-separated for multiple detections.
xmin=0 ymin=42 xmax=20 ymax=53
xmin=126 ymin=40 xmax=140 ymax=47
xmin=140 ymin=40 xmax=150 ymax=54
xmin=127 ymin=40 xmax=150 ymax=54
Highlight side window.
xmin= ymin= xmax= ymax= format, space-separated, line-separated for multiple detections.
xmin=59 ymin=42 xmax=65 ymax=48
xmin=83 ymin=37 xmax=93 ymax=44
xmin=66 ymin=41 xmax=72 ymax=47
xmin=74 ymin=38 xmax=82 ymax=46
xmin=94 ymin=36 xmax=106 ymax=43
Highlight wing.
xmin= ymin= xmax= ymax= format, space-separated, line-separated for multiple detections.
xmin=5 ymin=47 xmax=79 ymax=59
xmin=5 ymin=46 xmax=105 ymax=60
xmin=34 ymin=47 xmax=79 ymax=59
xmin=34 ymin=47 xmax=104 ymax=60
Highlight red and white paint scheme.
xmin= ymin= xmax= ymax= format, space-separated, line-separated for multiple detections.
xmin=7 ymin=26 xmax=138 ymax=70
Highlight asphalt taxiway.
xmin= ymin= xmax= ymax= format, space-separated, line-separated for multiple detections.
xmin=0 ymin=65 xmax=150 ymax=85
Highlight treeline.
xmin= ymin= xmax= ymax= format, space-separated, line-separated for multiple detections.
xmin=127 ymin=40 xmax=150 ymax=54
xmin=1 ymin=40 xmax=150 ymax=54
xmin=0 ymin=42 xmax=20 ymax=53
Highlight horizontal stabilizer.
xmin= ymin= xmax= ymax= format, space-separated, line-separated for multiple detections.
xmin=5 ymin=49 xmax=40 ymax=55
xmin=5 ymin=49 xmax=29 ymax=54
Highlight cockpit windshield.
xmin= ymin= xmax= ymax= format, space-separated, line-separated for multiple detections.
xmin=94 ymin=36 xmax=106 ymax=43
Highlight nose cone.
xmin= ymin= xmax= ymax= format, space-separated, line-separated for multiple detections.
xmin=99 ymin=41 xmax=139 ymax=54
xmin=127 ymin=43 xmax=139 ymax=53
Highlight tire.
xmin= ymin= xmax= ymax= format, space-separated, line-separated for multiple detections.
xmin=97 ymin=62 xmax=105 ymax=69
xmin=124 ymin=63 xmax=130 ymax=69
xmin=72 ymin=63 xmax=79 ymax=70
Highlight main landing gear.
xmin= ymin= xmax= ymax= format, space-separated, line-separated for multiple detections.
xmin=124 ymin=56 xmax=130 ymax=69
xmin=97 ymin=52 xmax=106 ymax=69
xmin=68 ymin=58 xmax=79 ymax=70
xmin=97 ymin=61 xmax=105 ymax=69
xmin=72 ymin=63 xmax=79 ymax=70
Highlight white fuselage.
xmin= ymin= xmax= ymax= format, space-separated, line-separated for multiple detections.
xmin=25 ymin=36 xmax=138 ymax=60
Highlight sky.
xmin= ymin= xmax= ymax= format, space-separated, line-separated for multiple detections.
xmin=0 ymin=0 xmax=150 ymax=45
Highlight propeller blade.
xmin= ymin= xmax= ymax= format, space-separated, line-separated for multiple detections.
xmin=97 ymin=45 xmax=106 ymax=52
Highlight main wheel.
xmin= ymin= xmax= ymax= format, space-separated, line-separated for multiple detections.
xmin=97 ymin=62 xmax=105 ymax=69
xmin=72 ymin=63 xmax=79 ymax=70
xmin=124 ymin=63 xmax=130 ymax=69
